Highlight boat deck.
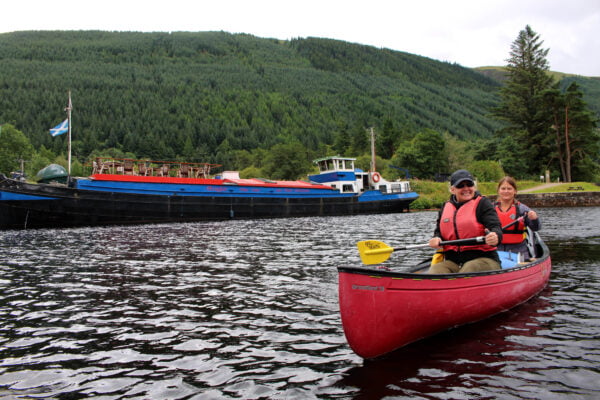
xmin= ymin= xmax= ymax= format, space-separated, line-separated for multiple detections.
xmin=90 ymin=157 xmax=334 ymax=190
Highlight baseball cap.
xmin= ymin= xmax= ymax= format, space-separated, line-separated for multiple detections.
xmin=450 ymin=169 xmax=474 ymax=187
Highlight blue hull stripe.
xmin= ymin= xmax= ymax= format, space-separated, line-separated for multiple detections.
xmin=357 ymin=190 xmax=419 ymax=202
xmin=1 ymin=182 xmax=418 ymax=202
xmin=75 ymin=180 xmax=419 ymax=201
xmin=0 ymin=191 xmax=57 ymax=201
xmin=77 ymin=179 xmax=348 ymax=198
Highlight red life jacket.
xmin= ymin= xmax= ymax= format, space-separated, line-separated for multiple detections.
xmin=440 ymin=196 xmax=495 ymax=252
xmin=495 ymin=202 xmax=526 ymax=244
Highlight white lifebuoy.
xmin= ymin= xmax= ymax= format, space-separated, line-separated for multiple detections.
xmin=372 ymin=172 xmax=381 ymax=183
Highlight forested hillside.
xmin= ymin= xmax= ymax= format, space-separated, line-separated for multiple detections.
xmin=0 ymin=30 xmax=597 ymax=182
xmin=0 ymin=31 xmax=502 ymax=164
xmin=559 ymin=76 xmax=600 ymax=118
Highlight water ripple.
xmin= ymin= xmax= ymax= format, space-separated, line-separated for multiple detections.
xmin=1 ymin=209 xmax=599 ymax=398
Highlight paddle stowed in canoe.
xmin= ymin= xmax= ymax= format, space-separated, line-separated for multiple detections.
xmin=338 ymin=231 xmax=551 ymax=359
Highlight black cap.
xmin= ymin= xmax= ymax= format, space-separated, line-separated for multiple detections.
xmin=450 ymin=169 xmax=474 ymax=187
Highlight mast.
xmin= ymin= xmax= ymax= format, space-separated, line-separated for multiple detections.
xmin=66 ymin=91 xmax=72 ymax=176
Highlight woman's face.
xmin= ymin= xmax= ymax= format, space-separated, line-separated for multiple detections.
xmin=498 ymin=182 xmax=516 ymax=202
xmin=451 ymin=181 xmax=475 ymax=203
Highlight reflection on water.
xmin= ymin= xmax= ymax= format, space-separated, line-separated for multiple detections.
xmin=338 ymin=287 xmax=557 ymax=399
xmin=1 ymin=208 xmax=599 ymax=399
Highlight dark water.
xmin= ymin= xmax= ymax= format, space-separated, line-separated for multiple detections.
xmin=1 ymin=207 xmax=599 ymax=399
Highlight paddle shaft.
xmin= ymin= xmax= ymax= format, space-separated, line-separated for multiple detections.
xmin=427 ymin=218 xmax=521 ymax=250
xmin=365 ymin=236 xmax=485 ymax=255
xmin=501 ymin=216 xmax=524 ymax=231
xmin=358 ymin=218 xmax=524 ymax=264
xmin=427 ymin=218 xmax=520 ymax=252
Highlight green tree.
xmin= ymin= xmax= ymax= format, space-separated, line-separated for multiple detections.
xmin=492 ymin=25 xmax=555 ymax=176
xmin=332 ymin=130 xmax=349 ymax=156
xmin=332 ymin=122 xmax=352 ymax=156
xmin=229 ymin=149 xmax=254 ymax=171
xmin=180 ymin=135 xmax=196 ymax=160
xmin=377 ymin=118 xmax=397 ymax=159
xmin=239 ymin=165 xmax=263 ymax=179
xmin=469 ymin=160 xmax=505 ymax=182
xmin=495 ymin=135 xmax=530 ymax=179
xmin=355 ymin=154 xmax=389 ymax=175
xmin=262 ymin=142 xmax=313 ymax=180
xmin=443 ymin=132 xmax=472 ymax=172
xmin=392 ymin=129 xmax=447 ymax=179
xmin=543 ymin=82 xmax=599 ymax=182
xmin=349 ymin=125 xmax=370 ymax=156
xmin=0 ymin=124 xmax=35 ymax=176
xmin=28 ymin=144 xmax=60 ymax=178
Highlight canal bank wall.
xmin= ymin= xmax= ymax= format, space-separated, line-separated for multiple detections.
xmin=486 ymin=191 xmax=600 ymax=207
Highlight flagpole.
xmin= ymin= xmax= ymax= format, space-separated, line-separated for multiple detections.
xmin=66 ymin=91 xmax=72 ymax=176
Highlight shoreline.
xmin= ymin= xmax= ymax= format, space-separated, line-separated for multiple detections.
xmin=410 ymin=191 xmax=600 ymax=211
xmin=486 ymin=191 xmax=600 ymax=208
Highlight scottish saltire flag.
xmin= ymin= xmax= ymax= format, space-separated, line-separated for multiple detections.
xmin=50 ymin=119 xmax=69 ymax=137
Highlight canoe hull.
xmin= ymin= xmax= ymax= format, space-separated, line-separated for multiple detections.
xmin=338 ymin=237 xmax=551 ymax=359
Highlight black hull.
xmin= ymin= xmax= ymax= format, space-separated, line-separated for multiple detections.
xmin=0 ymin=178 xmax=415 ymax=230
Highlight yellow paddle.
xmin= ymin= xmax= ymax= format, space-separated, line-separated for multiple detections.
xmin=357 ymin=237 xmax=485 ymax=265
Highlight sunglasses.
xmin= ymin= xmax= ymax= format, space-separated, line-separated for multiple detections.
xmin=455 ymin=181 xmax=474 ymax=188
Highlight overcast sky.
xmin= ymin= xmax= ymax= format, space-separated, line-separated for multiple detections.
xmin=2 ymin=0 xmax=598 ymax=76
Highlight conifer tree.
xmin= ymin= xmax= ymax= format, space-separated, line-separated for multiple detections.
xmin=493 ymin=25 xmax=555 ymax=176
xmin=377 ymin=118 xmax=397 ymax=159
xmin=543 ymin=82 xmax=599 ymax=181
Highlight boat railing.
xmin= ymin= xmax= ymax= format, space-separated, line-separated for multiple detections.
xmin=90 ymin=157 xmax=222 ymax=179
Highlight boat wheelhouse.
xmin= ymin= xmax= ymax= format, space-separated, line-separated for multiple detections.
xmin=310 ymin=156 xmax=412 ymax=195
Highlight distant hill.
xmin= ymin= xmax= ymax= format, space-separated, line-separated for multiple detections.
xmin=474 ymin=66 xmax=509 ymax=82
xmin=557 ymin=76 xmax=600 ymax=119
xmin=475 ymin=66 xmax=600 ymax=118
xmin=0 ymin=31 xmax=597 ymax=165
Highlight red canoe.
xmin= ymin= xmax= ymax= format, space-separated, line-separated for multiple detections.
xmin=338 ymin=232 xmax=551 ymax=359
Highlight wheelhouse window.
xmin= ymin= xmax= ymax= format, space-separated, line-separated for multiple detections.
xmin=314 ymin=157 xmax=356 ymax=172
xmin=342 ymin=159 xmax=354 ymax=170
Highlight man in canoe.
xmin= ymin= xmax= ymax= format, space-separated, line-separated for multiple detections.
xmin=428 ymin=169 xmax=503 ymax=274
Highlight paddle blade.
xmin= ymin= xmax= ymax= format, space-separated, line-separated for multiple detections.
xmin=357 ymin=240 xmax=394 ymax=265
xmin=431 ymin=249 xmax=444 ymax=266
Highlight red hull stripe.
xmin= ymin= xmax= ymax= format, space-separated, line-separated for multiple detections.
xmin=91 ymin=174 xmax=333 ymax=190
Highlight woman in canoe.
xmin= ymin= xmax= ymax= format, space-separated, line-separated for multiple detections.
xmin=428 ymin=169 xmax=503 ymax=274
xmin=495 ymin=176 xmax=540 ymax=260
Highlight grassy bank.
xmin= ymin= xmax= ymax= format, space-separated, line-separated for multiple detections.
xmin=521 ymin=182 xmax=599 ymax=193
xmin=409 ymin=180 xmax=598 ymax=210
